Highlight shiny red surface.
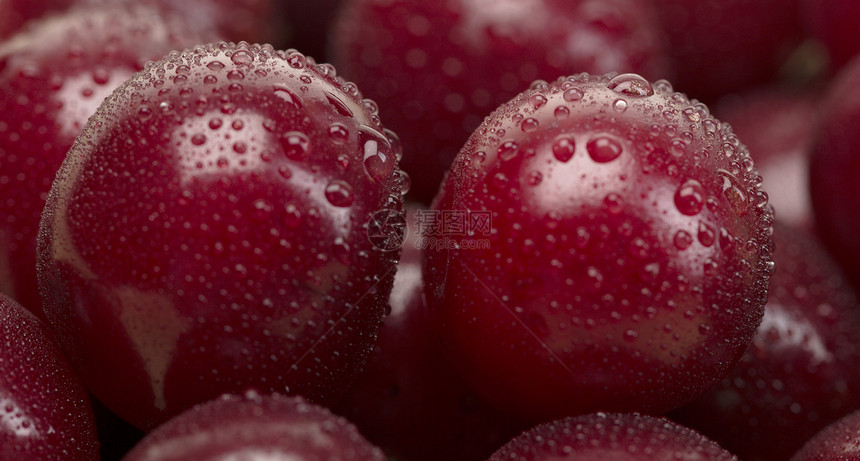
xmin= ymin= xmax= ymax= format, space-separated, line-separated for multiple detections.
xmin=122 ymin=392 xmax=385 ymax=461
xmin=0 ymin=293 xmax=99 ymax=460
xmin=332 ymin=0 xmax=672 ymax=203
xmin=791 ymin=410 xmax=860 ymax=461
xmin=423 ymin=73 xmax=775 ymax=422
xmin=0 ymin=0 xmax=73 ymax=37
xmin=800 ymin=0 xmax=860 ymax=73
xmin=810 ymin=56 xmax=860 ymax=285
xmin=488 ymin=412 xmax=738 ymax=460
xmin=0 ymin=3 xmax=208 ymax=318
xmin=37 ymin=42 xmax=404 ymax=430
xmin=671 ymin=223 xmax=860 ymax=461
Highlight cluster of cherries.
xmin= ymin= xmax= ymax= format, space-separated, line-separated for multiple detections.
xmin=2 ymin=0 xmax=860 ymax=460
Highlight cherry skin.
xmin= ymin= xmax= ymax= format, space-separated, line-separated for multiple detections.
xmin=790 ymin=410 xmax=860 ymax=461
xmin=809 ymin=56 xmax=860 ymax=286
xmin=423 ymin=73 xmax=775 ymax=423
xmin=121 ymin=392 xmax=386 ymax=461
xmin=651 ymin=0 xmax=804 ymax=103
xmin=0 ymin=3 xmax=209 ymax=318
xmin=0 ymin=293 xmax=99 ymax=461
xmin=334 ymin=205 xmax=526 ymax=461
xmin=488 ymin=412 xmax=739 ymax=461
xmin=37 ymin=42 xmax=405 ymax=430
xmin=332 ymin=0 xmax=672 ymax=204
xmin=670 ymin=222 xmax=860 ymax=461
xmin=0 ymin=0 xmax=73 ymax=38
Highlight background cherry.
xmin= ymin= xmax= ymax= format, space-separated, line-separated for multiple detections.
xmin=790 ymin=409 xmax=860 ymax=461
xmin=0 ymin=293 xmax=99 ymax=460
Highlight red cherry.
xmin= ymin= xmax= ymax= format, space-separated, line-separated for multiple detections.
xmin=0 ymin=0 xmax=73 ymax=38
xmin=332 ymin=0 xmax=672 ymax=203
xmin=488 ymin=412 xmax=738 ymax=460
xmin=37 ymin=42 xmax=405 ymax=430
xmin=790 ymin=410 xmax=860 ymax=461
xmin=334 ymin=205 xmax=526 ymax=461
xmin=122 ymin=392 xmax=385 ymax=461
xmin=671 ymin=222 xmax=860 ymax=461
xmin=0 ymin=293 xmax=98 ymax=460
xmin=651 ymin=0 xmax=804 ymax=102
xmin=809 ymin=56 xmax=860 ymax=285
xmin=423 ymin=73 xmax=775 ymax=423
xmin=800 ymin=0 xmax=860 ymax=73
xmin=0 ymin=3 xmax=209 ymax=318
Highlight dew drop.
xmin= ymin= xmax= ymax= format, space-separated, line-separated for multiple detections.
xmin=613 ymin=99 xmax=628 ymax=112
xmin=326 ymin=92 xmax=353 ymax=117
xmin=191 ymin=134 xmax=207 ymax=146
xmin=624 ymin=329 xmax=639 ymax=342
xmin=717 ymin=170 xmax=749 ymax=215
xmin=606 ymin=73 xmax=654 ymax=97
xmin=697 ymin=221 xmax=716 ymax=247
xmin=274 ymin=84 xmax=303 ymax=108
xmin=497 ymin=140 xmax=519 ymax=161
xmin=674 ymin=230 xmax=693 ymax=250
xmin=604 ymin=193 xmax=624 ymax=214
xmin=207 ymin=61 xmax=225 ymax=71
xmin=233 ymin=142 xmax=247 ymax=154
xmin=520 ymin=117 xmax=539 ymax=132
xmin=282 ymin=132 xmax=310 ymax=160
xmin=395 ymin=169 xmax=411 ymax=194
xmin=529 ymin=93 xmax=548 ymax=108
xmin=527 ymin=171 xmax=543 ymax=186
xmin=552 ymin=135 xmax=576 ymax=162
xmin=586 ymin=136 xmax=623 ymax=163
xmin=209 ymin=118 xmax=223 ymax=130
xmin=325 ymin=180 xmax=354 ymax=207
xmin=674 ymin=179 xmax=705 ymax=216
xmin=252 ymin=199 xmax=274 ymax=221
xmin=563 ymin=88 xmax=583 ymax=102
xmin=328 ymin=123 xmax=349 ymax=143
xmin=231 ymin=49 xmax=254 ymax=66
xmin=554 ymin=105 xmax=570 ymax=119
xmin=227 ymin=69 xmax=244 ymax=81
xmin=361 ymin=127 xmax=396 ymax=183
xmin=287 ymin=52 xmax=306 ymax=69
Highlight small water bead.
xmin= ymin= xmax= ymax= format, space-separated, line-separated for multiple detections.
xmin=674 ymin=230 xmax=693 ymax=250
xmin=273 ymin=85 xmax=303 ymax=109
xmin=209 ymin=118 xmax=223 ymax=130
xmin=697 ymin=222 xmax=716 ymax=247
xmin=529 ymin=93 xmax=548 ymax=108
xmin=613 ymin=99 xmax=628 ymax=112
xmin=552 ymin=135 xmax=576 ymax=162
xmin=282 ymin=132 xmax=310 ymax=160
xmin=207 ymin=61 xmax=225 ymax=71
xmin=233 ymin=142 xmax=247 ymax=154
xmin=563 ymin=88 xmax=584 ymax=102
xmin=191 ymin=134 xmax=207 ymax=146
xmin=498 ymin=140 xmax=519 ymax=161
xmin=394 ymin=169 xmax=411 ymax=194
xmin=674 ymin=179 xmax=705 ymax=216
xmin=527 ymin=171 xmax=543 ymax=186
xmin=328 ymin=123 xmax=349 ymax=144
xmin=360 ymin=127 xmax=396 ymax=183
xmin=606 ymin=73 xmax=654 ymax=97
xmin=324 ymin=180 xmax=354 ymax=207
xmin=586 ymin=136 xmax=623 ymax=163
xmin=716 ymin=170 xmax=749 ymax=215
xmin=227 ymin=70 xmax=245 ymax=81
xmin=286 ymin=52 xmax=306 ymax=69
xmin=520 ymin=117 xmax=539 ymax=132
xmin=230 ymin=49 xmax=254 ymax=66
xmin=604 ymin=193 xmax=624 ymax=214
xmin=204 ymin=75 xmax=218 ymax=85
xmin=554 ymin=105 xmax=570 ymax=119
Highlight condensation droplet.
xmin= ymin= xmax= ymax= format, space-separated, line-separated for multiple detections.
xmin=674 ymin=179 xmax=705 ymax=216
xmin=604 ymin=193 xmax=624 ymax=214
xmin=717 ymin=170 xmax=749 ymax=215
xmin=613 ymin=99 xmax=628 ymax=112
xmin=527 ymin=171 xmax=543 ymax=186
xmin=554 ymin=105 xmax=570 ymax=119
xmin=552 ymin=135 xmax=576 ymax=162
xmin=191 ymin=134 xmax=207 ymax=146
xmin=586 ymin=136 xmax=623 ymax=163
xmin=282 ymin=132 xmax=310 ymax=160
xmin=325 ymin=180 xmax=354 ymax=207
xmin=674 ymin=230 xmax=693 ymax=250
xmin=498 ymin=140 xmax=519 ymax=161
xmin=231 ymin=49 xmax=254 ymax=66
xmin=697 ymin=221 xmax=716 ymax=247
xmin=274 ymin=84 xmax=303 ymax=108
xmin=207 ymin=61 xmax=225 ymax=71
xmin=563 ymin=88 xmax=583 ymax=102
xmin=606 ymin=73 xmax=654 ymax=97
xmin=328 ymin=123 xmax=349 ymax=143
xmin=520 ymin=117 xmax=539 ymax=132
xmin=361 ymin=127 xmax=396 ymax=183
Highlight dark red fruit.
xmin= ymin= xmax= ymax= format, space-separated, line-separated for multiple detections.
xmin=334 ymin=205 xmax=526 ymax=461
xmin=332 ymin=0 xmax=672 ymax=203
xmin=790 ymin=410 xmax=860 ymax=461
xmin=652 ymin=0 xmax=804 ymax=102
xmin=423 ymin=73 xmax=774 ymax=423
xmin=809 ymin=56 xmax=860 ymax=285
xmin=0 ymin=0 xmax=73 ymax=38
xmin=488 ymin=412 xmax=738 ymax=460
xmin=0 ymin=3 xmax=208 ymax=317
xmin=122 ymin=392 xmax=385 ymax=461
xmin=715 ymin=88 xmax=820 ymax=229
xmin=801 ymin=0 xmax=860 ymax=73
xmin=671 ymin=222 xmax=860 ymax=461
xmin=282 ymin=0 xmax=344 ymax=62
xmin=37 ymin=42 xmax=405 ymax=430
xmin=0 ymin=293 xmax=99 ymax=460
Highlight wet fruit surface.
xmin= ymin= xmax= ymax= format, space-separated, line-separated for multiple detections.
xmin=790 ymin=410 xmax=860 ymax=461
xmin=122 ymin=392 xmax=386 ymax=461
xmin=423 ymin=73 xmax=775 ymax=422
xmin=332 ymin=0 xmax=672 ymax=203
xmin=671 ymin=223 xmax=860 ymax=461
xmin=0 ymin=293 xmax=99 ymax=461
xmin=0 ymin=3 xmax=208 ymax=317
xmin=809 ymin=56 xmax=860 ymax=286
xmin=488 ymin=412 xmax=739 ymax=460
xmin=37 ymin=41 xmax=404 ymax=430
xmin=0 ymin=0 xmax=73 ymax=38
